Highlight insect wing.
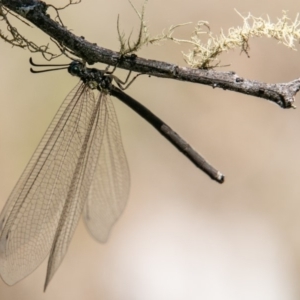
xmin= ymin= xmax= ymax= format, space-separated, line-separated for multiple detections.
xmin=0 ymin=82 xmax=98 ymax=286
xmin=83 ymin=94 xmax=130 ymax=243
xmin=43 ymin=90 xmax=119 ymax=289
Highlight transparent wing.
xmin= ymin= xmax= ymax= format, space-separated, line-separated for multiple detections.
xmin=83 ymin=94 xmax=130 ymax=242
xmin=44 ymin=91 xmax=115 ymax=290
xmin=0 ymin=82 xmax=98 ymax=286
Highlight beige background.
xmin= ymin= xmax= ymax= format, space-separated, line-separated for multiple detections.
xmin=0 ymin=0 xmax=300 ymax=299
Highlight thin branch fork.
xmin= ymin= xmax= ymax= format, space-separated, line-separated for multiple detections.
xmin=1 ymin=0 xmax=300 ymax=109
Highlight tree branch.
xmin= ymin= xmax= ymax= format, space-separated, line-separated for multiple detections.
xmin=1 ymin=0 xmax=300 ymax=108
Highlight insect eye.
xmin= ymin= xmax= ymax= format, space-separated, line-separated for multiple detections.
xmin=68 ymin=63 xmax=81 ymax=76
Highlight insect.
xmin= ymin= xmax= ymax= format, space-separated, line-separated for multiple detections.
xmin=0 ymin=56 xmax=224 ymax=290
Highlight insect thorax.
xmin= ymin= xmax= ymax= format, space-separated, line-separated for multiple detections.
xmin=83 ymin=68 xmax=113 ymax=93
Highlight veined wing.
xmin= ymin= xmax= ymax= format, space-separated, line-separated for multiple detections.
xmin=0 ymin=82 xmax=98 ymax=286
xmin=83 ymin=94 xmax=130 ymax=243
xmin=43 ymin=91 xmax=117 ymax=290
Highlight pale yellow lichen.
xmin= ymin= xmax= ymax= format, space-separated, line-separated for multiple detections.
xmin=180 ymin=10 xmax=300 ymax=69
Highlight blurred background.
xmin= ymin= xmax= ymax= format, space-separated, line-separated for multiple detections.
xmin=0 ymin=0 xmax=300 ymax=299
